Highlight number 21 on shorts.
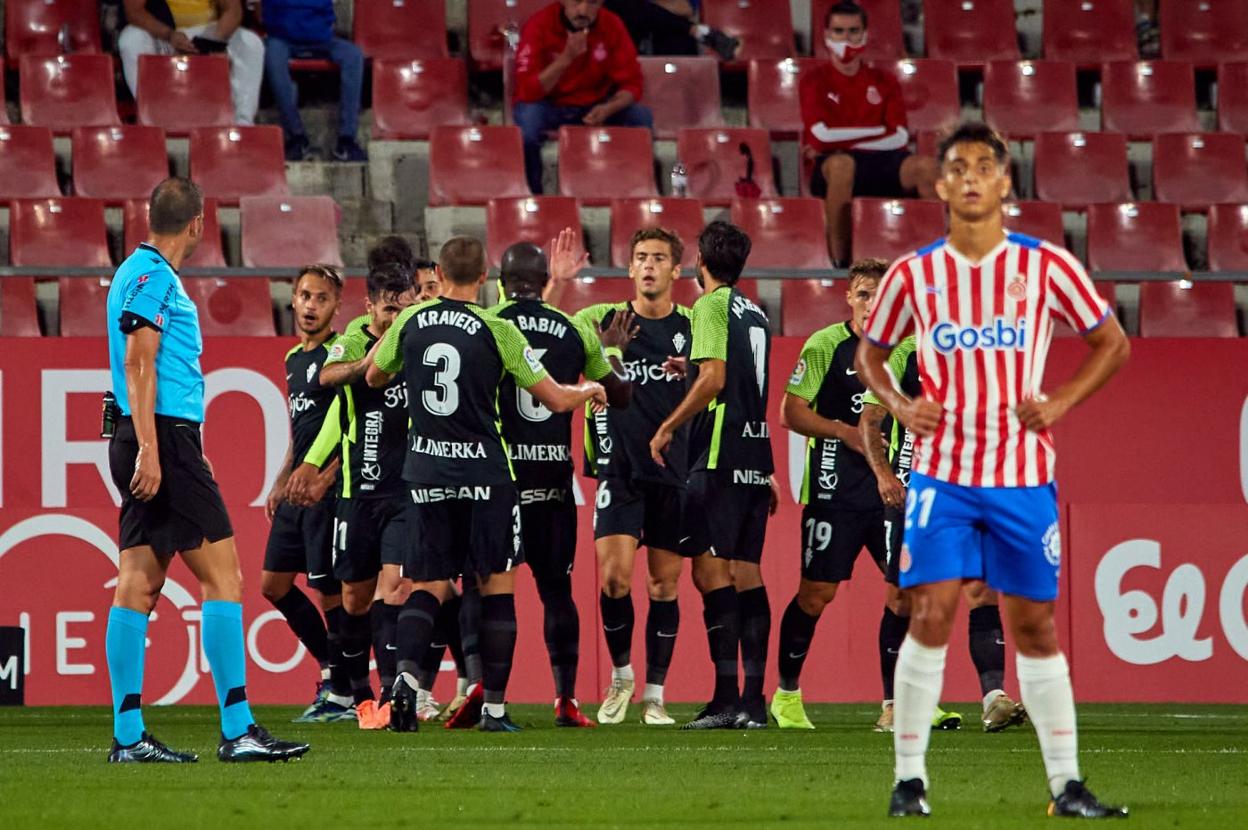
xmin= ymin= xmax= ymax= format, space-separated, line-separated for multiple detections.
xmin=905 ymin=487 xmax=937 ymax=530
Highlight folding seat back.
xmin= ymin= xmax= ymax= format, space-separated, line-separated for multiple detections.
xmin=1160 ymin=2 xmax=1248 ymax=64
xmin=354 ymin=0 xmax=449 ymax=59
xmin=428 ymin=125 xmax=530 ymax=206
xmin=1002 ymin=201 xmax=1065 ymax=247
xmin=5 ymin=0 xmax=102 ymax=61
xmin=0 ymin=278 xmax=42 ymax=336
xmin=57 ymin=277 xmax=111 ymax=337
xmin=1216 ymin=62 xmax=1248 ymax=133
xmin=123 ymin=198 xmax=227 ymax=268
xmin=730 ymin=198 xmax=832 ymax=269
xmin=485 ymin=196 xmax=582 ymax=267
xmin=1206 ymin=203 xmax=1248 ymax=272
xmin=874 ymin=59 xmax=960 ymax=136
xmin=676 ymin=128 xmax=777 ymax=203
xmin=1042 ymin=0 xmax=1136 ymax=64
xmin=850 ymin=198 xmax=946 ymax=262
xmin=557 ymin=127 xmax=656 ymax=204
xmin=1033 ymin=131 xmax=1132 ymax=209
xmin=702 ymin=0 xmax=795 ymax=61
xmin=780 ymin=279 xmax=845 ymax=337
xmin=19 ymin=54 xmax=120 ymax=131
xmin=0 ymin=125 xmax=60 ymax=199
xmin=189 ymin=127 xmax=287 ymax=203
xmin=240 ymin=196 xmax=343 ymax=268
xmin=1139 ymin=282 xmax=1238 ymax=337
xmin=747 ymin=58 xmax=817 ymax=136
xmin=1100 ymin=61 xmax=1199 ymax=137
xmin=9 ymin=198 xmax=110 ymax=267
xmin=1085 ymin=202 xmax=1186 ymax=272
xmin=923 ymin=0 xmax=1020 ymax=64
xmin=982 ymin=60 xmax=1079 ymax=137
xmin=371 ymin=58 xmax=470 ymax=140
xmin=182 ymin=277 xmax=277 ymax=336
xmin=469 ymin=0 xmax=549 ymax=71
xmin=1152 ymin=133 xmax=1248 ymax=209
xmin=71 ymin=126 xmax=170 ymax=202
xmin=639 ymin=58 xmax=725 ymax=139
xmin=136 ymin=55 xmax=234 ymax=133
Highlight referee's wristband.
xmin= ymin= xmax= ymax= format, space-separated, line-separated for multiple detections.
xmin=603 ymin=346 xmax=623 ymax=360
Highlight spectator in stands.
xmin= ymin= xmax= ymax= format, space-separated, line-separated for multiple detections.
xmin=119 ymin=0 xmax=264 ymax=125
xmin=604 ymin=1 xmax=739 ymax=59
xmin=800 ymin=0 xmax=937 ymax=266
xmin=514 ymin=0 xmax=654 ymax=194
xmin=261 ymin=0 xmax=366 ymax=162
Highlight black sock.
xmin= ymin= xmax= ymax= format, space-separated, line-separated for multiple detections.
xmin=460 ymin=583 xmax=483 ymax=685
xmin=417 ymin=598 xmax=458 ymax=691
xmin=395 ymin=590 xmax=440 ymax=682
xmin=777 ymin=597 xmax=819 ymax=692
xmin=737 ymin=586 xmax=771 ymax=706
xmin=600 ymin=592 xmax=634 ymax=668
xmin=645 ymin=598 xmax=679 ymax=687
xmin=440 ymin=594 xmax=467 ymax=680
xmin=878 ymin=606 xmax=909 ymax=700
xmin=371 ymin=600 xmax=398 ymax=701
xmin=969 ymin=604 xmax=1006 ymax=696
xmin=537 ymin=577 xmax=579 ymax=699
xmin=341 ymin=611 xmax=374 ymax=704
xmin=271 ymin=586 xmax=329 ymax=664
xmin=324 ymin=605 xmax=350 ymax=697
xmin=480 ymin=593 xmax=518 ymax=705
xmin=701 ymin=586 xmax=739 ymax=710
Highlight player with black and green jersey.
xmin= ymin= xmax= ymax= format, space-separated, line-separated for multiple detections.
xmin=259 ymin=265 xmax=351 ymax=723
xmin=860 ymin=335 xmax=1026 ymax=735
xmin=651 ymin=221 xmax=777 ymax=730
xmin=286 ymin=262 xmax=418 ymax=727
xmin=560 ymin=228 xmax=694 ymax=727
xmin=489 ymin=240 xmax=632 ymax=728
xmin=366 ymin=236 xmax=607 ymax=734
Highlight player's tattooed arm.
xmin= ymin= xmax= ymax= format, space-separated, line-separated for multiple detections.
xmin=859 ymin=403 xmax=905 ymax=509
xmin=780 ymin=393 xmax=869 ymax=453
xmin=855 ymin=340 xmax=940 ymax=438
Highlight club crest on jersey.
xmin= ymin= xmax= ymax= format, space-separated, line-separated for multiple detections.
xmin=672 ymin=332 xmax=687 ymax=353
xmin=789 ymin=358 xmax=807 ymax=386
xmin=931 ymin=318 xmax=1027 ymax=354
xmin=866 ymin=85 xmax=882 ymax=105
xmin=307 ymin=362 xmax=318 ymax=383
xmin=1006 ymin=275 xmax=1028 ymax=301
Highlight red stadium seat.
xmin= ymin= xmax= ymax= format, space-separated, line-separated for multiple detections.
xmin=9 ymin=198 xmax=109 ymax=267
xmin=811 ymin=0 xmax=905 ymax=61
xmin=1138 ymin=281 xmax=1238 ymax=337
xmin=1100 ymin=61 xmax=1198 ymax=138
xmin=874 ymin=59 xmax=960 ymax=136
xmin=982 ymin=60 xmax=1079 ymax=138
xmin=639 ymin=58 xmax=725 ymax=139
xmin=1002 ymin=201 xmax=1065 ymax=247
xmin=702 ymin=0 xmax=795 ymax=61
xmin=780 ymin=279 xmax=845 ymax=338
xmin=136 ymin=55 xmax=234 ymax=134
xmin=469 ymin=0 xmax=548 ymax=71
xmin=1152 ymin=133 xmax=1248 ymax=209
xmin=0 ymin=278 xmax=42 ymax=336
xmin=609 ymin=198 xmax=705 ymax=268
xmin=1042 ymin=0 xmax=1136 ymax=64
xmin=850 ymin=198 xmax=946 ymax=262
xmin=1207 ymin=203 xmax=1248 ymax=272
xmin=0 ymin=125 xmax=60 ymax=199
xmin=0 ymin=66 xmax=9 ymax=124
xmin=371 ymin=58 xmax=470 ymax=140
xmin=1217 ymin=62 xmax=1248 ymax=133
xmin=5 ymin=0 xmax=102 ymax=62
xmin=240 ymin=196 xmax=343 ymax=268
xmin=923 ymin=0 xmax=1020 ymax=65
xmin=182 ymin=277 xmax=277 ymax=336
xmin=340 ymin=277 xmax=368 ymax=317
xmin=353 ymin=0 xmax=449 ymax=59
xmin=428 ymin=125 xmax=530 ymax=206
xmin=19 ymin=54 xmax=119 ymax=131
xmin=71 ymin=126 xmax=170 ymax=202
xmin=485 ymin=196 xmax=582 ymax=268
xmin=1033 ymin=131 xmax=1132 ymax=209
xmin=557 ymin=126 xmax=657 ymax=204
xmin=676 ymin=128 xmax=777 ymax=204
xmin=123 ymin=198 xmax=227 ymax=268
xmin=747 ymin=58 xmax=818 ymax=137
xmin=189 ymin=127 xmax=287 ymax=204
xmin=731 ymin=198 xmax=831 ymax=269
xmin=1159 ymin=2 xmax=1248 ymax=65
xmin=1085 ymin=202 xmax=1186 ymax=273
xmin=57 ymin=277 xmax=112 ymax=336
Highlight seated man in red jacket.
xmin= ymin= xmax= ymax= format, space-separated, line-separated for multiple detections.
xmin=801 ymin=1 xmax=938 ymax=266
xmin=515 ymin=0 xmax=654 ymax=194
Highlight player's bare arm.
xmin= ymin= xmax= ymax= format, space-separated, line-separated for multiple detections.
xmin=319 ymin=338 xmax=383 ymax=387
xmin=859 ymin=402 xmax=905 ymax=509
xmin=780 ymin=392 xmax=874 ymax=454
xmin=650 ymin=357 xmax=724 ymax=465
xmin=364 ymin=353 xmax=393 ymax=388
xmin=525 ymin=375 xmax=607 ymax=413
xmin=1016 ymin=317 xmax=1130 ymax=431
xmin=286 ymin=457 xmax=341 ymax=507
xmin=855 ymin=340 xmax=940 ymax=438
xmin=123 ymin=326 xmax=163 ymax=502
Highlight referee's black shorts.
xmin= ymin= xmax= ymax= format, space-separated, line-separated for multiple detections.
xmin=108 ymin=415 xmax=233 ymax=557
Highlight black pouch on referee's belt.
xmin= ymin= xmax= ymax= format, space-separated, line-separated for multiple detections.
xmin=100 ymin=391 xmax=120 ymax=438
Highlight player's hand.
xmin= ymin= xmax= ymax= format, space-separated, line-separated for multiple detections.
xmin=598 ymin=308 xmax=639 ymax=351
xmin=1016 ymin=393 xmax=1070 ymax=432
xmin=561 ymin=29 xmax=589 ymax=62
xmin=169 ymin=31 xmax=199 ymax=54
xmin=587 ymin=382 xmax=608 ymax=414
xmin=582 ymin=104 xmax=612 ymax=126
xmin=877 ymin=472 xmax=905 ymax=510
xmin=548 ymin=227 xmax=588 ymax=285
xmin=897 ymin=397 xmax=942 ymax=438
xmin=130 ymin=444 xmax=162 ymax=502
xmin=285 ymin=462 xmax=321 ymax=507
xmin=265 ymin=480 xmax=287 ymax=521
xmin=649 ymin=425 xmax=674 ymax=466
xmin=767 ymin=475 xmax=781 ymax=516
xmin=661 ymin=355 xmax=688 ymax=379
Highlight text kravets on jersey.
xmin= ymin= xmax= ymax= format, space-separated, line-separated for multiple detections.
xmin=416 ymin=307 xmax=482 ymax=334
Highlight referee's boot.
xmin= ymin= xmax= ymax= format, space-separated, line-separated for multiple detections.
xmin=108 ymin=732 xmax=198 ymax=763
xmin=1047 ymin=780 xmax=1128 ymax=819
xmin=888 ymin=778 xmax=931 ymax=818
xmin=217 ymin=724 xmax=310 ymax=763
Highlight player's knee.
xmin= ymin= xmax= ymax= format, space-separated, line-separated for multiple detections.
xmin=117 ymin=571 xmax=165 ymax=615
xmin=259 ymin=574 xmax=286 ymax=604
xmin=646 ymin=574 xmax=679 ymax=602
xmin=910 ymin=600 xmax=956 ymax=640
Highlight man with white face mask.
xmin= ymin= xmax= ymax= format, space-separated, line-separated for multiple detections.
xmin=800 ymin=0 xmax=938 ymax=267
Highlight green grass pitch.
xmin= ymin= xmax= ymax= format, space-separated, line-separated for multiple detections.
xmin=1 ymin=704 xmax=1245 ymax=828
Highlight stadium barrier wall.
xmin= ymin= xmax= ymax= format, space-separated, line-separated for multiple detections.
xmin=0 ymin=338 xmax=1245 ymax=705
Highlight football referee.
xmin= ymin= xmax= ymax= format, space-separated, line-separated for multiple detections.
xmin=104 ymin=177 xmax=309 ymax=763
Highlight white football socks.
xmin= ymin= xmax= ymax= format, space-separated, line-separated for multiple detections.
xmin=892 ymin=635 xmax=947 ymax=787
xmin=643 ymin=683 xmax=664 ymax=703
xmin=1017 ymin=652 xmax=1080 ymax=798
xmin=612 ymin=664 xmax=635 ymax=683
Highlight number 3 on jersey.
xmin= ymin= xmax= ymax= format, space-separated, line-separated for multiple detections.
xmin=422 ymin=343 xmax=461 ymax=416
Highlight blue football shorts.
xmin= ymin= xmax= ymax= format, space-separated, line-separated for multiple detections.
xmin=897 ymin=472 xmax=1062 ymax=601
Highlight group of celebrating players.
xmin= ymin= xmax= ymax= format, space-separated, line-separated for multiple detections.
xmin=105 ymin=120 xmax=1129 ymax=818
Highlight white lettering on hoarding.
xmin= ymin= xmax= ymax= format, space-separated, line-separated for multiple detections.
xmin=56 ymin=611 xmax=94 ymax=676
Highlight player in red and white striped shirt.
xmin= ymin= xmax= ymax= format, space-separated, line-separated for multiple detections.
xmin=855 ymin=123 xmax=1130 ymax=819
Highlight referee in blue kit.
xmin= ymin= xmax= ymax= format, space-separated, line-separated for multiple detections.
xmin=104 ymin=177 xmax=310 ymax=763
